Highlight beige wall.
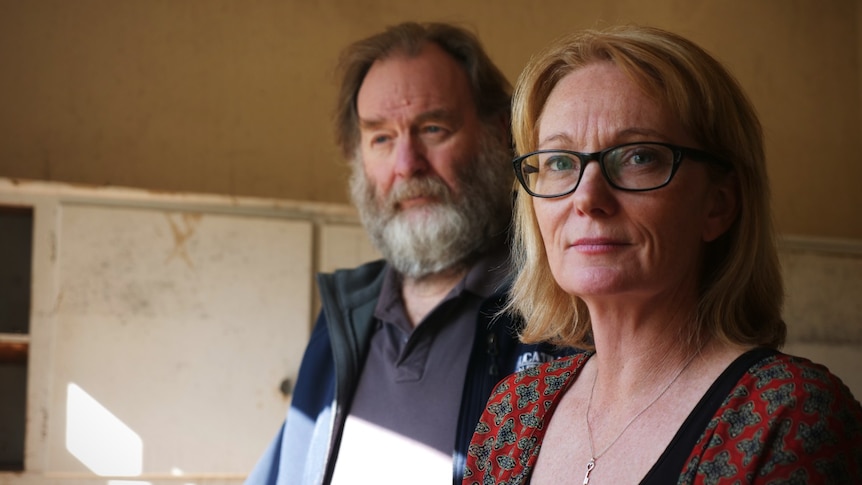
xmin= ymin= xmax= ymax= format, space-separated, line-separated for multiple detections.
xmin=0 ymin=0 xmax=860 ymax=239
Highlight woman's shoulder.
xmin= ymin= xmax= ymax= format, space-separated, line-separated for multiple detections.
xmin=478 ymin=352 xmax=590 ymax=426
xmin=681 ymin=350 xmax=862 ymax=483
xmin=721 ymin=350 xmax=861 ymax=452
xmin=743 ymin=351 xmax=859 ymax=401
xmin=465 ymin=352 xmax=591 ymax=483
xmin=489 ymin=352 xmax=589 ymax=400
xmin=725 ymin=351 xmax=862 ymax=423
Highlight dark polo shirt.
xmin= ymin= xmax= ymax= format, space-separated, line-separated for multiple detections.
xmin=341 ymin=243 xmax=509 ymax=455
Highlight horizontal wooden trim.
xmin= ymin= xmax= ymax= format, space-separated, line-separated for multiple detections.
xmin=780 ymin=234 xmax=862 ymax=255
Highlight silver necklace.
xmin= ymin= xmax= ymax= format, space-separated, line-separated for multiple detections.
xmin=582 ymin=352 xmax=699 ymax=485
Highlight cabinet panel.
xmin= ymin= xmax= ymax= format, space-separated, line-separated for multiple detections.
xmin=43 ymin=204 xmax=312 ymax=476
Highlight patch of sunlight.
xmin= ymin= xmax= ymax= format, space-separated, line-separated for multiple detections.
xmin=66 ymin=383 xmax=144 ymax=476
xmin=170 ymin=467 xmax=197 ymax=485
xmin=330 ymin=415 xmax=451 ymax=485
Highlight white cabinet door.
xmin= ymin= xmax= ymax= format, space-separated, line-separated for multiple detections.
xmin=42 ymin=203 xmax=313 ymax=480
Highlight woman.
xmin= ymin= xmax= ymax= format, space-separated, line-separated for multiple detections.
xmin=463 ymin=25 xmax=862 ymax=484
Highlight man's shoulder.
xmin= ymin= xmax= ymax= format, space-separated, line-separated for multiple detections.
xmin=325 ymin=259 xmax=388 ymax=281
xmin=318 ymin=259 xmax=388 ymax=295
xmin=517 ymin=352 xmax=584 ymax=378
xmin=510 ymin=347 xmax=577 ymax=373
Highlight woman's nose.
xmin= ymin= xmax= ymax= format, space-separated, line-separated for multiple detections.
xmin=570 ymin=160 xmax=616 ymax=215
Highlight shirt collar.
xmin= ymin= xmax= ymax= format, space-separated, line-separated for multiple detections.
xmin=375 ymin=235 xmax=511 ymax=324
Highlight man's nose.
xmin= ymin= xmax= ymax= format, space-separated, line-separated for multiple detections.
xmin=393 ymin=135 xmax=429 ymax=178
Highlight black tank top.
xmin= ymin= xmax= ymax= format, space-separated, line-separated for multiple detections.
xmin=640 ymin=347 xmax=778 ymax=483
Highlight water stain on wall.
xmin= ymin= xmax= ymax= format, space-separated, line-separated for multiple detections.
xmin=164 ymin=212 xmax=203 ymax=269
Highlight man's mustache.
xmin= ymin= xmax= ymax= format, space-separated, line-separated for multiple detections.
xmin=384 ymin=177 xmax=452 ymax=211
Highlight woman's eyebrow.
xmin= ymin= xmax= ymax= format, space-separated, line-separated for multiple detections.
xmin=537 ymin=127 xmax=669 ymax=148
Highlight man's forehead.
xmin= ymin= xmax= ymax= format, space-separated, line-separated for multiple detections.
xmin=358 ymin=107 xmax=460 ymax=131
xmin=355 ymin=44 xmax=476 ymax=122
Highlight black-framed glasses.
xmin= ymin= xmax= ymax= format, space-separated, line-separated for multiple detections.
xmin=513 ymin=142 xmax=730 ymax=198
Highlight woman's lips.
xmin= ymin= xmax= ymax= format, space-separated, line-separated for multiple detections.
xmin=570 ymin=238 xmax=628 ymax=254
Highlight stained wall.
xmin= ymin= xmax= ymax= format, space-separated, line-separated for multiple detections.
xmin=0 ymin=0 xmax=859 ymax=239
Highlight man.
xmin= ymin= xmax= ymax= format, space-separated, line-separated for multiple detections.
xmin=246 ymin=22 xmax=573 ymax=485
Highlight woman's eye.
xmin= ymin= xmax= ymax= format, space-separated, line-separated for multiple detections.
xmin=546 ymin=156 xmax=577 ymax=171
xmin=626 ymin=149 xmax=660 ymax=165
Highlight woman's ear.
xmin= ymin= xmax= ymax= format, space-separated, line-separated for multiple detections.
xmin=702 ymin=173 xmax=739 ymax=242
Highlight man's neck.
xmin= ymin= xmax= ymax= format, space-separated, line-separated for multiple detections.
xmin=401 ymin=266 xmax=468 ymax=327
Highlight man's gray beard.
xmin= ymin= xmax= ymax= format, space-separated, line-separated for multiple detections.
xmin=349 ymin=129 xmax=513 ymax=279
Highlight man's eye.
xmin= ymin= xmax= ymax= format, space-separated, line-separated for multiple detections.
xmin=371 ymin=134 xmax=391 ymax=145
xmin=422 ymin=125 xmax=445 ymax=135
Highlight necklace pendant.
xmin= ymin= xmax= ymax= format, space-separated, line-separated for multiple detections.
xmin=583 ymin=458 xmax=596 ymax=484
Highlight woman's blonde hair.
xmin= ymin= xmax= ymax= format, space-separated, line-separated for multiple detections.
xmin=510 ymin=25 xmax=785 ymax=350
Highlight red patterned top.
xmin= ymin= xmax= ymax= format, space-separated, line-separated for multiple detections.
xmin=463 ymin=352 xmax=862 ymax=484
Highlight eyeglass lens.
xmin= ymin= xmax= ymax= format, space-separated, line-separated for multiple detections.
xmin=520 ymin=143 xmax=676 ymax=196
